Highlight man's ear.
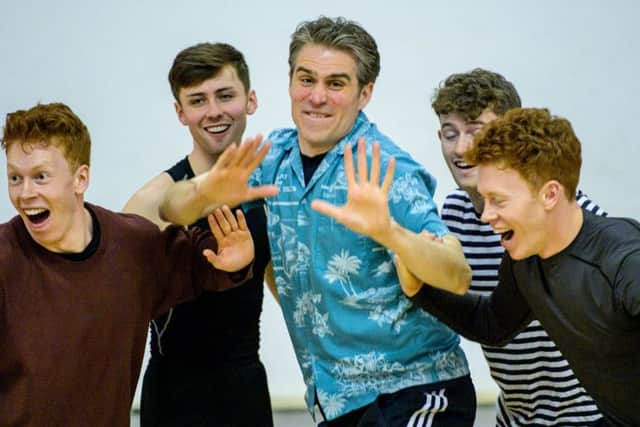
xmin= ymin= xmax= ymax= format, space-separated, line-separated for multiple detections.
xmin=74 ymin=164 xmax=90 ymax=195
xmin=357 ymin=82 xmax=374 ymax=111
xmin=246 ymin=89 xmax=257 ymax=115
xmin=175 ymin=101 xmax=188 ymax=125
xmin=540 ymin=180 xmax=562 ymax=210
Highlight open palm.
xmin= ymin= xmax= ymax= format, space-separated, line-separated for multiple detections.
xmin=203 ymin=206 xmax=254 ymax=271
xmin=311 ymin=138 xmax=396 ymax=244
xmin=196 ymin=134 xmax=279 ymax=208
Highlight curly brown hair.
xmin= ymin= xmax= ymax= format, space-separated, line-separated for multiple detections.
xmin=432 ymin=68 xmax=521 ymax=120
xmin=465 ymin=108 xmax=581 ymax=200
xmin=2 ymin=102 xmax=91 ymax=171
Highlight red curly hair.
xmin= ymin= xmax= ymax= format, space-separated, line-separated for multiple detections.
xmin=465 ymin=108 xmax=581 ymax=200
xmin=2 ymin=102 xmax=91 ymax=171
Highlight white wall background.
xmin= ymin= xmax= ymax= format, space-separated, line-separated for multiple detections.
xmin=1 ymin=0 xmax=639 ymax=409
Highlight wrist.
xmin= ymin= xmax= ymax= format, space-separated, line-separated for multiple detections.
xmin=374 ymin=219 xmax=400 ymax=251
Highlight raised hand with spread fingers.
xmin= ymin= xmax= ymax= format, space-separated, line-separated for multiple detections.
xmin=312 ymin=137 xmax=471 ymax=295
xmin=160 ymin=135 xmax=279 ymax=226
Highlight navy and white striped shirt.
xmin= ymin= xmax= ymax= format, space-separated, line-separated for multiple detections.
xmin=442 ymin=189 xmax=605 ymax=426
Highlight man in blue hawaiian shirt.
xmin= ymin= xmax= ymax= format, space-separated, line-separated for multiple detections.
xmin=160 ymin=16 xmax=475 ymax=427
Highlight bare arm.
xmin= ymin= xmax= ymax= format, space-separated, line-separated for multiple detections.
xmin=160 ymin=135 xmax=279 ymax=225
xmin=311 ymin=138 xmax=471 ymax=294
xmin=385 ymin=225 xmax=470 ymax=295
xmin=123 ymin=173 xmax=174 ymax=230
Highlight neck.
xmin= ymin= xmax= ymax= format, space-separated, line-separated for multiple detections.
xmin=188 ymin=150 xmax=220 ymax=175
xmin=40 ymin=204 xmax=93 ymax=253
xmin=466 ymin=188 xmax=484 ymax=215
xmin=298 ymin=140 xmax=335 ymax=157
xmin=539 ymin=201 xmax=583 ymax=258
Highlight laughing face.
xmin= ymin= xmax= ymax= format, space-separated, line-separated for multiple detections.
xmin=7 ymin=141 xmax=89 ymax=253
xmin=176 ymin=64 xmax=257 ymax=162
xmin=289 ymin=43 xmax=373 ymax=156
xmin=477 ymin=164 xmax=548 ymax=260
xmin=438 ymin=109 xmax=498 ymax=194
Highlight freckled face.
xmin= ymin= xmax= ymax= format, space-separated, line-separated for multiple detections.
xmin=7 ymin=142 xmax=88 ymax=252
xmin=478 ymin=164 xmax=547 ymax=260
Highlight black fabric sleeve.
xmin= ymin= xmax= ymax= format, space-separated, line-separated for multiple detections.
xmin=615 ymin=249 xmax=640 ymax=317
xmin=412 ymin=255 xmax=534 ymax=346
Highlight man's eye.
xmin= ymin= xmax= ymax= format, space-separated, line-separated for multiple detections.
xmin=190 ymin=98 xmax=206 ymax=106
xmin=443 ymin=132 xmax=458 ymax=142
xmin=8 ymin=175 xmax=21 ymax=184
xmin=328 ymin=81 xmax=344 ymax=89
xmin=36 ymin=172 xmax=49 ymax=180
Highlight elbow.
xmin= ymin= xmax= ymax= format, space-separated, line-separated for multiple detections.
xmin=451 ymin=263 xmax=472 ymax=295
xmin=159 ymin=201 xmax=188 ymax=226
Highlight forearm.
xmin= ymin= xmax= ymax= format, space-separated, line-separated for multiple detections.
xmin=159 ymin=176 xmax=218 ymax=226
xmin=413 ymin=285 xmax=527 ymax=346
xmin=383 ymin=222 xmax=471 ymax=294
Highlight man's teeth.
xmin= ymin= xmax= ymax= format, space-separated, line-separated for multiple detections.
xmin=308 ymin=112 xmax=329 ymax=118
xmin=454 ymin=160 xmax=472 ymax=168
xmin=205 ymin=125 xmax=230 ymax=133
xmin=24 ymin=208 xmax=46 ymax=216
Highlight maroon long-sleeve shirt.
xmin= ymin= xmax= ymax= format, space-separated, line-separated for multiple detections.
xmin=0 ymin=203 xmax=248 ymax=426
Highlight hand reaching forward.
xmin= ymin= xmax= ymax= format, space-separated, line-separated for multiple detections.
xmin=203 ymin=206 xmax=254 ymax=272
xmin=196 ymin=134 xmax=279 ymax=208
xmin=311 ymin=137 xmax=396 ymax=247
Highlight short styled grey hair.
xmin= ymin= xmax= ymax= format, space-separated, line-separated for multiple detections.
xmin=288 ymin=16 xmax=380 ymax=88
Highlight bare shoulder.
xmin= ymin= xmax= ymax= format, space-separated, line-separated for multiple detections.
xmin=123 ymin=173 xmax=174 ymax=212
xmin=122 ymin=173 xmax=174 ymax=228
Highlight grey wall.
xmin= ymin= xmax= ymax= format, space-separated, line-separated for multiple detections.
xmin=2 ymin=0 xmax=638 ymax=408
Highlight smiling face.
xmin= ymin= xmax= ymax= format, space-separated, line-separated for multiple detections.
xmin=7 ymin=141 xmax=89 ymax=253
xmin=176 ymin=65 xmax=257 ymax=163
xmin=289 ymin=43 xmax=373 ymax=156
xmin=477 ymin=164 xmax=548 ymax=260
xmin=439 ymin=109 xmax=498 ymax=193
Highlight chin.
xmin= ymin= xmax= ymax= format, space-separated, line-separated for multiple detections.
xmin=507 ymin=248 xmax=532 ymax=261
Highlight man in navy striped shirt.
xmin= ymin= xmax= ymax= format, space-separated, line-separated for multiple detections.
xmin=427 ymin=69 xmax=604 ymax=426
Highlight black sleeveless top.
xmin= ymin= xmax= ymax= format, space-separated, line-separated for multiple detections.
xmin=148 ymin=156 xmax=270 ymax=364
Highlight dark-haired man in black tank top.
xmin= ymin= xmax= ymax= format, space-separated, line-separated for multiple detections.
xmin=123 ymin=42 xmax=273 ymax=427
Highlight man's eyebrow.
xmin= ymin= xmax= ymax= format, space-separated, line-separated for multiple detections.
xmin=183 ymin=86 xmax=235 ymax=97
xmin=468 ymin=119 xmax=488 ymax=125
xmin=295 ymin=66 xmax=352 ymax=81
xmin=184 ymin=91 xmax=206 ymax=98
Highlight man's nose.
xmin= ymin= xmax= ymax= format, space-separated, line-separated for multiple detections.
xmin=19 ymin=179 xmax=36 ymax=199
xmin=205 ymin=100 xmax=223 ymax=118
xmin=309 ymin=84 xmax=328 ymax=104
xmin=454 ymin=133 xmax=473 ymax=156
xmin=480 ymin=205 xmax=496 ymax=223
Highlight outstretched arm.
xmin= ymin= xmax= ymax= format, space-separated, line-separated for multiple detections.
xmin=311 ymin=138 xmax=471 ymax=294
xmin=160 ymin=135 xmax=279 ymax=225
xmin=397 ymin=254 xmax=532 ymax=346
